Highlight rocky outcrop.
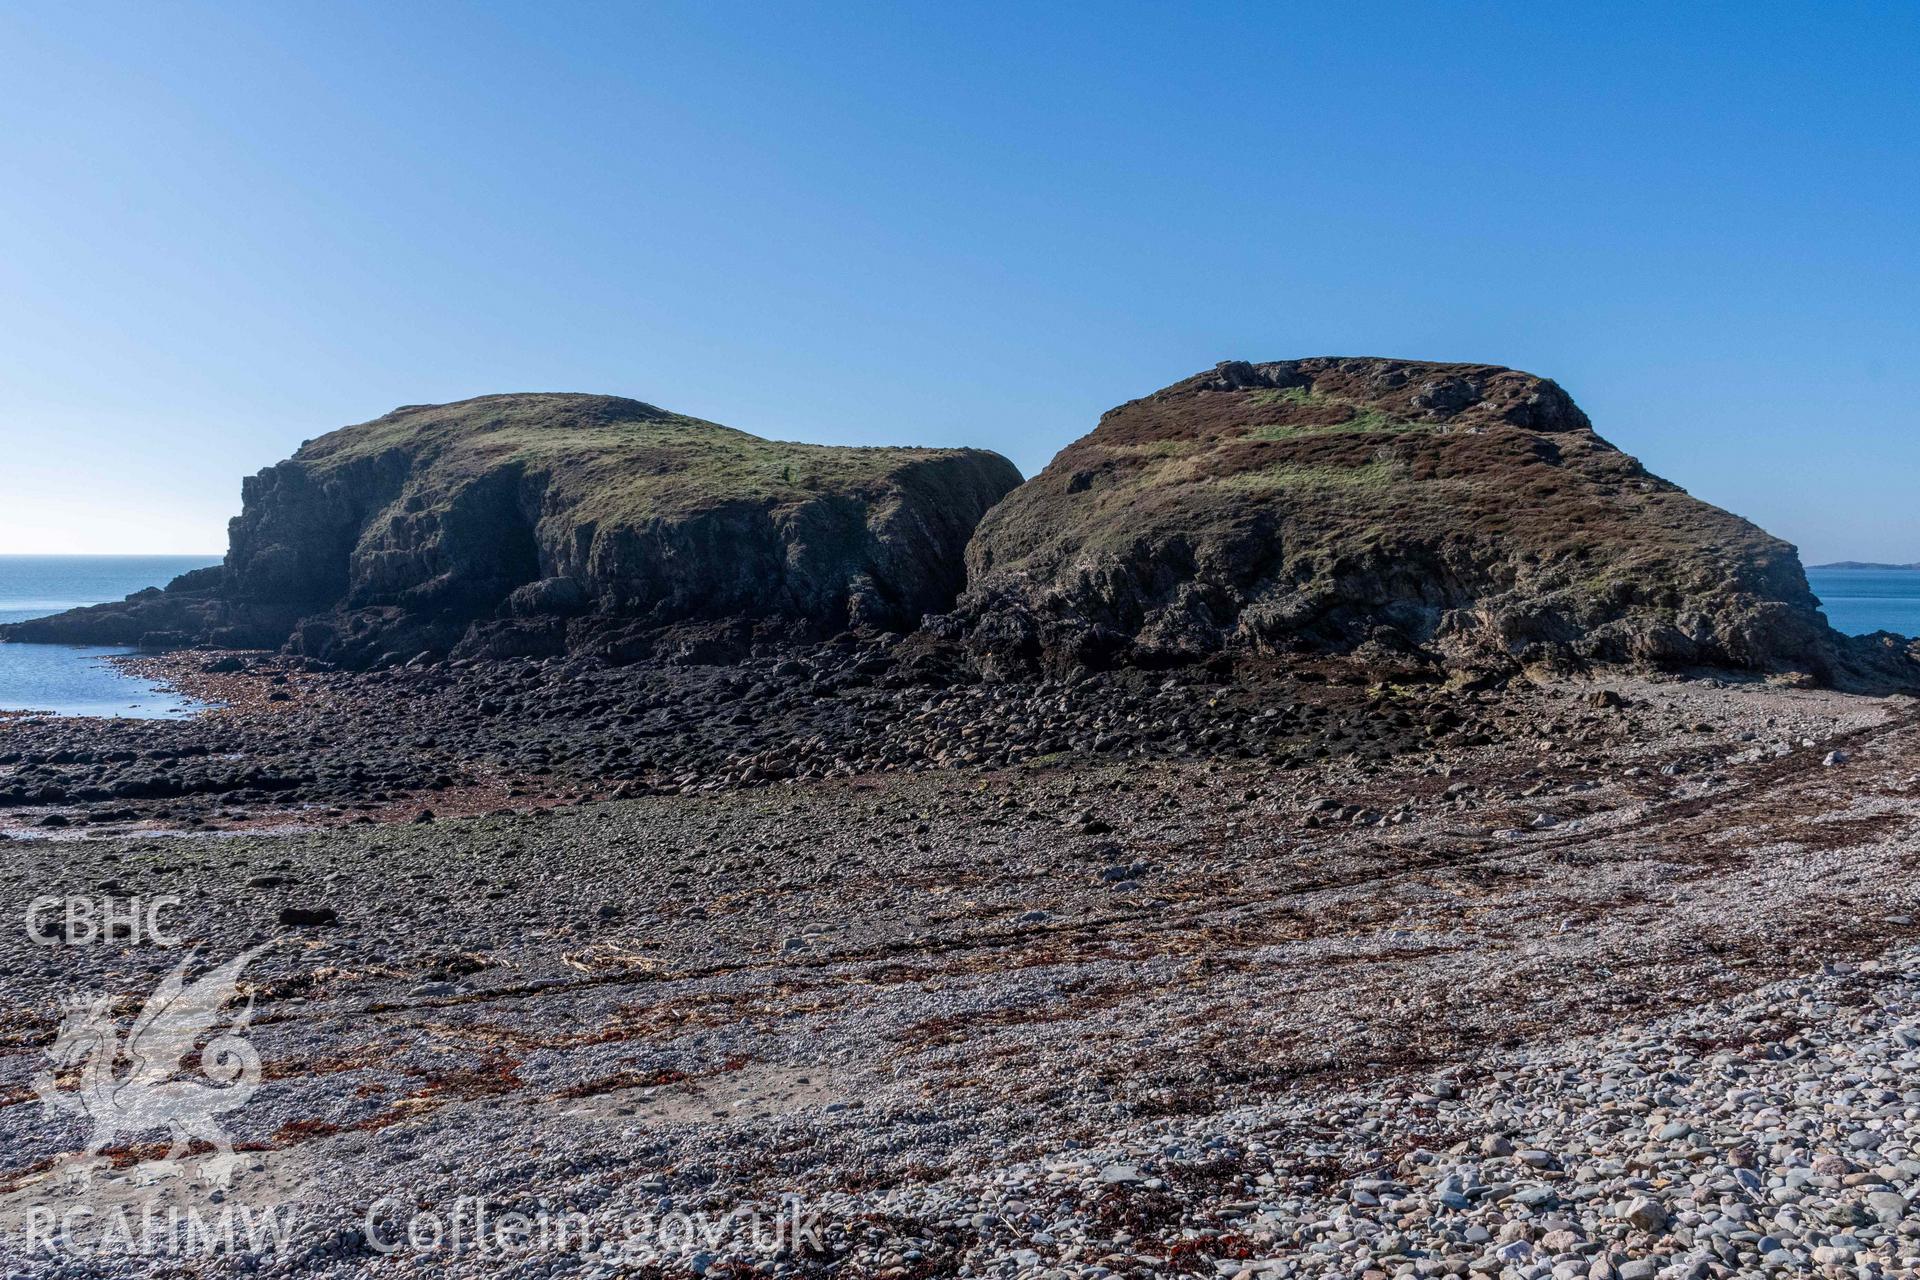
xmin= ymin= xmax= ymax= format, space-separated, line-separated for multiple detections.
xmin=5 ymin=394 xmax=1021 ymax=665
xmin=945 ymin=358 xmax=1912 ymax=685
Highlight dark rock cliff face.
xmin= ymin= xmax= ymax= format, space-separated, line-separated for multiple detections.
xmin=4 ymin=394 xmax=1022 ymax=666
xmin=944 ymin=358 xmax=1910 ymax=685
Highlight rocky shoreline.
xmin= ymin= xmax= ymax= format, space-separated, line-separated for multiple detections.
xmin=0 ymin=664 xmax=1915 ymax=1278
xmin=3 ymin=361 xmax=1919 ymax=1278
xmin=0 ymin=640 xmax=1841 ymax=839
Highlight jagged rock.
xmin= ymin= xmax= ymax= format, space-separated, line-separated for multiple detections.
xmin=946 ymin=357 xmax=1909 ymax=685
xmin=4 ymin=394 xmax=1021 ymax=666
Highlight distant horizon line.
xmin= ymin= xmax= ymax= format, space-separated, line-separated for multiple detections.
xmin=1809 ymin=560 xmax=1920 ymax=569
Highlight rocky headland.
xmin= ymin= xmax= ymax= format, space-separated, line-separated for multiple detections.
xmin=950 ymin=359 xmax=1912 ymax=684
xmin=8 ymin=365 xmax=1915 ymax=689
xmin=3 ymin=364 xmax=1920 ymax=1279
xmin=2 ymin=393 xmax=1021 ymax=667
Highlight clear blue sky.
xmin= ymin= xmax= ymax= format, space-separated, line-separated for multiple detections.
xmin=1 ymin=2 xmax=1914 ymax=561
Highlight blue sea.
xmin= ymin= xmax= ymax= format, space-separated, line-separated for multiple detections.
xmin=0 ymin=555 xmax=222 ymax=718
xmin=1807 ymin=567 xmax=1920 ymax=639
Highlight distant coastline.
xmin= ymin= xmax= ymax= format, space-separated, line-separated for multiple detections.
xmin=1810 ymin=561 xmax=1920 ymax=571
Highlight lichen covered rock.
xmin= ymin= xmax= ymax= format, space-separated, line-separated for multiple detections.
xmin=5 ymin=394 xmax=1021 ymax=665
xmin=950 ymin=358 xmax=1889 ymax=682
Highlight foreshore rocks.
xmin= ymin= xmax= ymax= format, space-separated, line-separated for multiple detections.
xmin=0 ymin=639 xmax=1443 ymax=830
xmin=945 ymin=358 xmax=1914 ymax=687
xmin=3 ymin=651 xmax=1916 ymax=1278
xmin=2 ymin=394 xmax=1021 ymax=667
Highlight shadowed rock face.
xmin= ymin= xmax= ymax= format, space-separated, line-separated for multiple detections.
xmin=4 ymin=394 xmax=1022 ymax=666
xmin=948 ymin=358 xmax=1900 ymax=682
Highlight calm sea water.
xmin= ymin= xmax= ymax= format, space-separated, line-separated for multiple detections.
xmin=0 ymin=555 xmax=221 ymax=718
xmin=1808 ymin=567 xmax=1920 ymax=639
